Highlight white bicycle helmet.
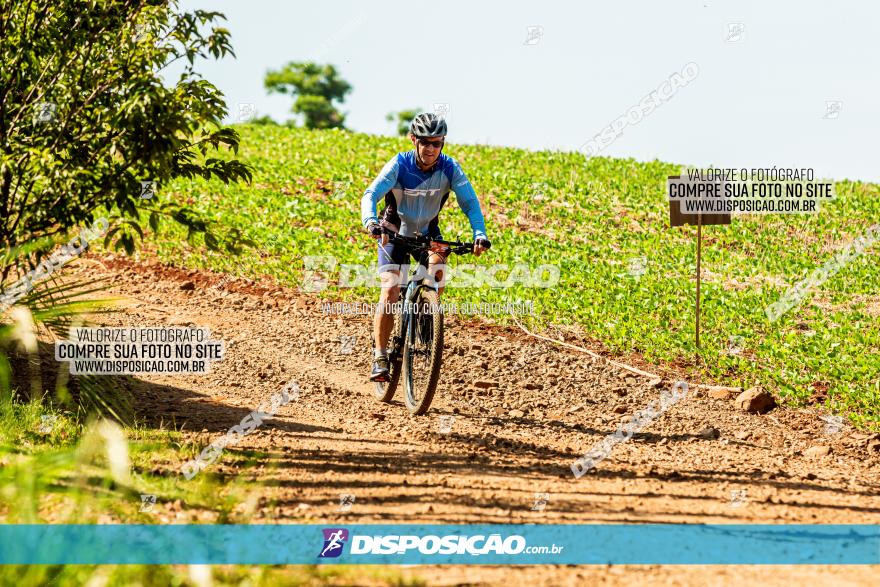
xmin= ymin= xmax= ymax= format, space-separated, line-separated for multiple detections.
xmin=409 ymin=112 xmax=447 ymax=137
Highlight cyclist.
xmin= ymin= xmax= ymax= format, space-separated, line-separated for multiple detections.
xmin=361 ymin=112 xmax=490 ymax=382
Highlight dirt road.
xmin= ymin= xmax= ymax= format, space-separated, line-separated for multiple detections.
xmin=64 ymin=254 xmax=880 ymax=585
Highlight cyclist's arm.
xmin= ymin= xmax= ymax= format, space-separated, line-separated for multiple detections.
xmin=449 ymin=161 xmax=488 ymax=240
xmin=361 ymin=156 xmax=400 ymax=228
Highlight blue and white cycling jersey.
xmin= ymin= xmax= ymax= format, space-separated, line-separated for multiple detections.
xmin=360 ymin=151 xmax=487 ymax=240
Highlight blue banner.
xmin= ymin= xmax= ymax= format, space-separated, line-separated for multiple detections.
xmin=0 ymin=524 xmax=877 ymax=565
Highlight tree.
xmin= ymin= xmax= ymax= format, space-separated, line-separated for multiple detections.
xmin=0 ymin=0 xmax=254 ymax=285
xmin=264 ymin=62 xmax=352 ymax=129
xmin=0 ymin=0 xmax=256 ymax=416
xmin=386 ymin=108 xmax=422 ymax=136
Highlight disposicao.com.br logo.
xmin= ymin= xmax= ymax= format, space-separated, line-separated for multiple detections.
xmin=318 ymin=528 xmax=349 ymax=558
xmin=317 ymin=528 xmax=563 ymax=558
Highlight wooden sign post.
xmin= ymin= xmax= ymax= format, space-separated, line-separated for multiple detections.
xmin=696 ymin=212 xmax=702 ymax=348
xmin=668 ymin=176 xmax=731 ymax=349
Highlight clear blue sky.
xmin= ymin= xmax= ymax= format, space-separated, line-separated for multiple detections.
xmin=176 ymin=0 xmax=879 ymax=182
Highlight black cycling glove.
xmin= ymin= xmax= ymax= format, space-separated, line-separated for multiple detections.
xmin=366 ymin=221 xmax=383 ymax=237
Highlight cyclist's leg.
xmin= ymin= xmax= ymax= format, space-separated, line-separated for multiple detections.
xmin=374 ymin=269 xmax=399 ymax=352
xmin=426 ymin=251 xmax=448 ymax=296
xmin=421 ymin=226 xmax=449 ymax=296
xmin=373 ymin=237 xmax=407 ymax=370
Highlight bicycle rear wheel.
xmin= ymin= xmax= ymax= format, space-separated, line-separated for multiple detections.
xmin=402 ymin=288 xmax=444 ymax=415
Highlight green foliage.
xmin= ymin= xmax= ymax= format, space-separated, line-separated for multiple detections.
xmin=264 ymin=62 xmax=352 ymax=129
xmin=0 ymin=0 xmax=253 ymax=282
xmin=152 ymin=125 xmax=880 ymax=428
xmin=386 ymin=108 xmax=422 ymax=136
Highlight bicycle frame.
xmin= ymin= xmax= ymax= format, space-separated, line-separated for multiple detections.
xmin=391 ymin=265 xmax=438 ymax=362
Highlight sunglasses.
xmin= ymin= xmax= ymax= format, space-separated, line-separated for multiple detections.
xmin=418 ymin=138 xmax=444 ymax=149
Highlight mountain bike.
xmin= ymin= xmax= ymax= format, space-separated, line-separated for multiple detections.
xmin=373 ymin=230 xmax=489 ymax=415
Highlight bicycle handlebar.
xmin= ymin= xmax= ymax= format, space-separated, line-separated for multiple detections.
xmin=381 ymin=227 xmax=490 ymax=255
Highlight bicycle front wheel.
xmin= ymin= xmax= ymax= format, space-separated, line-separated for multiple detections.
xmin=374 ymin=309 xmax=403 ymax=402
xmin=402 ymin=288 xmax=444 ymax=415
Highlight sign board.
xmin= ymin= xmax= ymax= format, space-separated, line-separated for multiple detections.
xmin=667 ymin=176 xmax=731 ymax=227
xmin=666 ymin=175 xmax=732 ymax=350
xmin=669 ymin=200 xmax=731 ymax=227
